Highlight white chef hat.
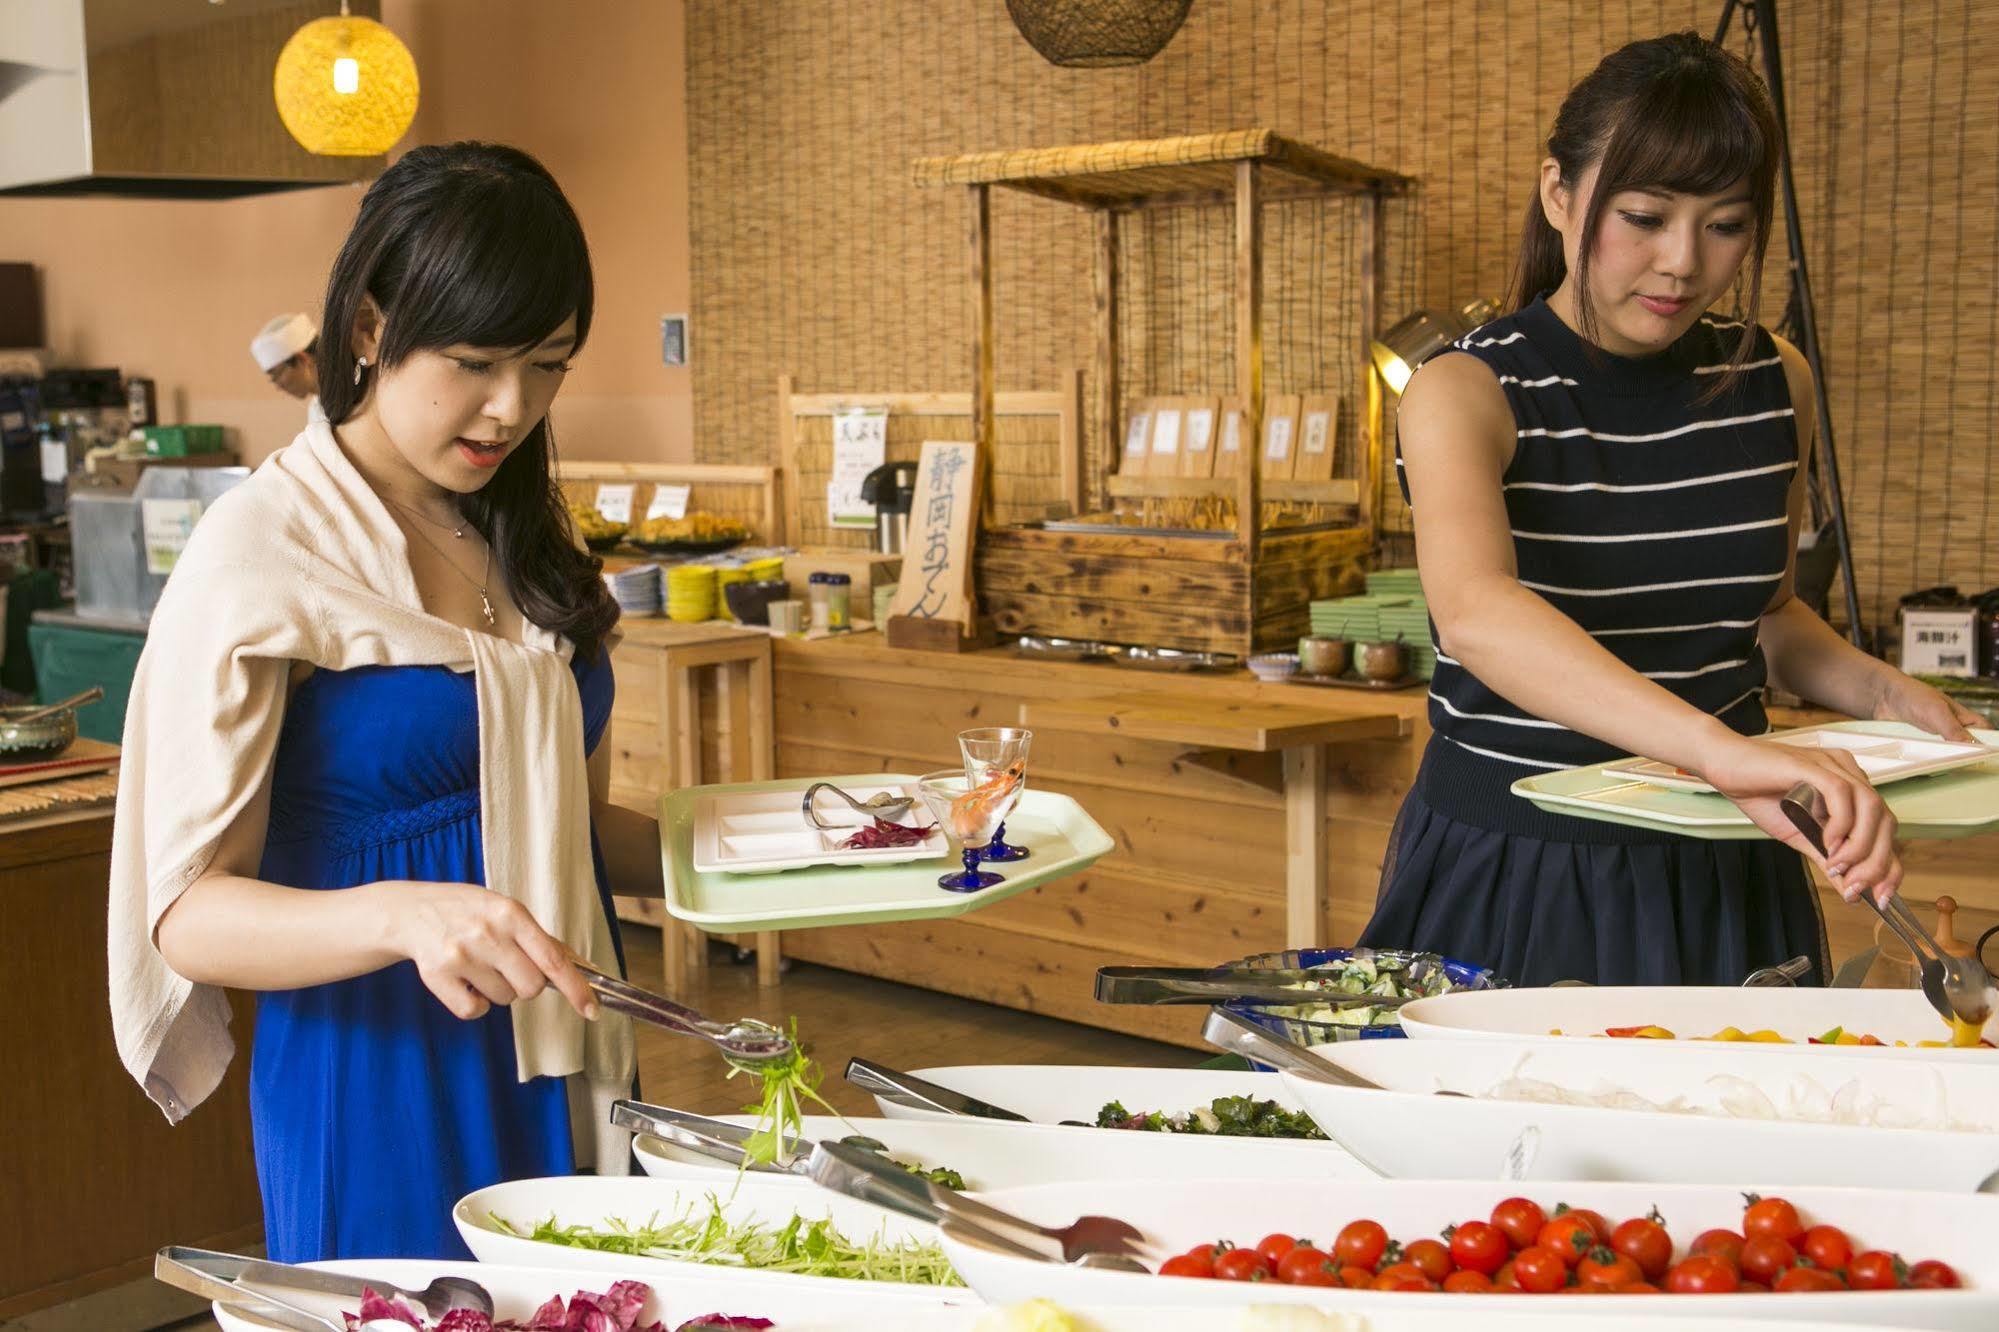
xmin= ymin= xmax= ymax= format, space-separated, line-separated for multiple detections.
xmin=250 ymin=312 xmax=316 ymax=372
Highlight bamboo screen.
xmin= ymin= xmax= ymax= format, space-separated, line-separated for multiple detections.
xmin=687 ymin=0 xmax=1999 ymax=632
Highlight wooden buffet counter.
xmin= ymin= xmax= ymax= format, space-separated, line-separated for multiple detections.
xmin=767 ymin=634 xmax=1426 ymax=1048
xmin=0 ymin=807 xmax=262 ymax=1318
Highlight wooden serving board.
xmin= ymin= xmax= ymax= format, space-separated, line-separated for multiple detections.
xmin=0 ymin=737 xmax=121 ymax=791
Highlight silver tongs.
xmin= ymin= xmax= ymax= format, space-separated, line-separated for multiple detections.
xmin=155 ymin=1247 xmax=494 ymax=1332
xmin=844 ymin=1057 xmax=1033 ymax=1122
xmin=575 ymin=959 xmax=793 ymax=1065
xmin=612 ymin=1098 xmax=807 ymax=1172
xmin=1095 ymin=964 xmax=1416 ymax=1008
xmin=805 ymin=1139 xmax=1151 ymax=1270
xmin=1779 ymin=782 xmax=1993 ymax=1028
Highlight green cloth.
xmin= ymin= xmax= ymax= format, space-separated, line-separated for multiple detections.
xmin=2 ymin=569 xmax=60 ymax=697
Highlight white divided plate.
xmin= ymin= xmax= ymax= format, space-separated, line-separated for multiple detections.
xmin=1278 ymin=1039 xmax=1999 ymax=1191
xmin=1398 ymin=986 xmax=1999 ymax=1055
xmin=633 ymin=1114 xmax=1367 ymax=1189
xmin=454 ymin=1174 xmax=950 ymax=1298
xmin=209 ymin=1257 xmax=972 ymax=1331
xmin=1603 ymin=725 xmax=1997 ymax=793
xmin=692 ymin=782 xmax=941 ymax=874
xmin=944 ymin=1177 xmax=1999 ymax=1327
xmin=207 ymin=1263 xmax=1935 ymax=1332
xmin=870 ymin=1065 xmax=1307 ymax=1127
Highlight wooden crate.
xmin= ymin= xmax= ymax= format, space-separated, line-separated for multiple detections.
xmin=976 ymin=522 xmax=1369 ymax=657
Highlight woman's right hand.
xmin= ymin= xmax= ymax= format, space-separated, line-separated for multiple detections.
xmin=379 ymin=882 xmax=600 ymax=1021
xmin=1695 ymin=728 xmax=1901 ymax=905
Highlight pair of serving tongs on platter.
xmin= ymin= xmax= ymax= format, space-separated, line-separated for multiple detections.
xmin=1093 ymin=963 xmax=1416 ymax=1008
xmin=610 ymin=1099 xmax=1152 ymax=1270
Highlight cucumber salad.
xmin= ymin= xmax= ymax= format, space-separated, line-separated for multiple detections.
xmin=1275 ymin=953 xmax=1457 ymax=1028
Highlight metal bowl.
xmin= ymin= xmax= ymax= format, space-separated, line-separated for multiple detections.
xmin=0 ymin=704 xmax=79 ymax=764
xmin=1219 ymin=946 xmax=1507 ymax=1050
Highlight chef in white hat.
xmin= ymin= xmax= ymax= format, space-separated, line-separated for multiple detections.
xmin=250 ymin=312 xmax=326 ymax=424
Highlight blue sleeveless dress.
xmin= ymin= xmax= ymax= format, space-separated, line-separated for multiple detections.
xmin=250 ymin=649 xmax=619 ymax=1262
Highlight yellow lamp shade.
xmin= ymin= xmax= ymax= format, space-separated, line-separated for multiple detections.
xmin=274 ymin=15 xmax=419 ymax=157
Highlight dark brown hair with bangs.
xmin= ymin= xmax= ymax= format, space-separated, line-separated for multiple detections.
xmin=1511 ymin=32 xmax=1781 ymax=394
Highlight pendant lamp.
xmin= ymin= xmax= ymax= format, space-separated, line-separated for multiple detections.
xmin=273 ymin=2 xmax=419 ymax=157
xmin=1004 ymin=0 xmax=1193 ymax=68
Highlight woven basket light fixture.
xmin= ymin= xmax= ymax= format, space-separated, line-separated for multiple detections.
xmin=1003 ymin=0 xmax=1193 ymax=68
xmin=273 ymin=2 xmax=418 ymax=157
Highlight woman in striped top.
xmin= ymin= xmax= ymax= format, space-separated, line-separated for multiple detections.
xmin=1358 ymin=33 xmax=1983 ymax=987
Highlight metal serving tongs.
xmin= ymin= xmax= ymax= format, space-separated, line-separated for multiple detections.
xmin=574 ymin=958 xmax=794 ymax=1066
xmin=1095 ymin=964 xmax=1421 ymax=1008
xmin=805 ymin=1139 xmax=1154 ymax=1271
xmin=1779 ymin=782 xmax=1994 ymax=1028
xmin=611 ymin=1097 xmax=909 ymax=1173
xmin=155 ymin=1247 xmax=494 ymax=1332
xmin=802 ymin=780 xmax=915 ymax=830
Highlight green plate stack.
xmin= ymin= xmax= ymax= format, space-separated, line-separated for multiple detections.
xmin=1309 ymin=593 xmax=1408 ymax=643
xmin=1364 ymin=566 xmax=1425 ymax=598
xmin=1377 ymin=600 xmax=1436 ymax=680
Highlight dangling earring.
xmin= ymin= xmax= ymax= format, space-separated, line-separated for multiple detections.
xmin=352 ymin=356 xmax=369 ymax=386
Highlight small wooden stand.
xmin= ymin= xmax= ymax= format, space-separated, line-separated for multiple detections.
xmin=884 ymin=614 xmax=997 ymax=652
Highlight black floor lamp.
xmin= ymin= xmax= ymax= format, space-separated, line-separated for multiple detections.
xmin=1713 ymin=0 xmax=1868 ymax=650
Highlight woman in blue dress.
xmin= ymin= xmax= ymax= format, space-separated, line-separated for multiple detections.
xmin=142 ymin=143 xmax=662 ymax=1260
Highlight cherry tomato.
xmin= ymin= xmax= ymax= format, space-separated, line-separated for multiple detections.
xmin=1490 ymin=1197 xmax=1547 ymax=1251
xmin=1612 ymin=1216 xmax=1674 ymax=1281
xmin=1847 ymin=1250 xmax=1905 ymax=1291
xmin=1611 ymin=1281 xmax=1661 ymax=1294
xmin=1373 ymin=1262 xmax=1434 ymax=1291
xmin=1337 ymin=1265 xmax=1374 ymax=1289
xmin=1798 ymin=1224 xmax=1852 ymax=1274
xmin=1537 ymin=1215 xmax=1597 ymax=1267
xmin=1690 ymin=1228 xmax=1746 ymax=1269
xmin=1404 ymin=1238 xmax=1453 ymax=1284
xmin=1276 ymin=1246 xmax=1338 ymax=1287
xmin=1159 ymin=1252 xmax=1214 ymax=1279
xmin=1557 ymin=1206 xmax=1613 ymax=1245
xmin=1740 ymin=1235 xmax=1798 ymax=1285
xmin=1665 ymin=1254 xmax=1741 ymax=1294
xmin=1213 ymin=1247 xmax=1271 ymax=1282
xmin=1492 ymin=1260 xmax=1519 ymax=1292
xmin=1334 ymin=1219 xmax=1389 ymax=1270
xmin=1743 ymin=1195 xmax=1805 ymax=1246
xmin=1910 ymin=1259 xmax=1962 ymax=1289
xmin=1443 ymin=1269 xmax=1494 ymax=1293
xmin=1775 ymin=1265 xmax=1846 ymax=1293
xmin=1737 ymin=1279 xmax=1769 ymax=1293
xmin=1513 ymin=1245 xmax=1571 ymax=1294
xmin=1449 ymin=1220 xmax=1510 ymax=1276
xmin=1577 ymin=1247 xmax=1642 ymax=1288
xmin=1255 ymin=1233 xmax=1299 ymax=1267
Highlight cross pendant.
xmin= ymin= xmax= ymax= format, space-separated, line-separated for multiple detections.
xmin=479 ymin=590 xmax=495 ymax=627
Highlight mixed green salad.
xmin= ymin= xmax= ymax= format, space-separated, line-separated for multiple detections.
xmin=1269 ymin=953 xmax=1457 ymax=1028
xmin=1095 ymin=1094 xmax=1324 ymax=1140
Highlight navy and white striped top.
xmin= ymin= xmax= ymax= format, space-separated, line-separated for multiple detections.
xmin=1401 ymin=296 xmax=1796 ymax=840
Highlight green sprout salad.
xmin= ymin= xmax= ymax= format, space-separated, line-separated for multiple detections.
xmin=1274 ymin=953 xmax=1456 ymax=1028
xmin=1095 ymin=1094 xmax=1324 ymax=1139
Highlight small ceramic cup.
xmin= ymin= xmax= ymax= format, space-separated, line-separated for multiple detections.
xmin=1356 ymin=640 xmax=1408 ymax=682
xmin=768 ymin=598 xmax=806 ymax=635
xmin=1298 ymin=636 xmax=1351 ymax=677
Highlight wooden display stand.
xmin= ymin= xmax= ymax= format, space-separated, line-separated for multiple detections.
xmin=914 ymin=130 xmax=1413 ymax=657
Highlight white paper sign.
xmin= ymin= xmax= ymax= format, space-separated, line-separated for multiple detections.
xmin=1219 ymin=411 xmax=1242 ymax=454
xmin=647 ymin=484 xmax=691 ymax=520
xmin=594 ymin=483 xmax=636 ymax=523
xmin=1902 ymin=609 xmax=1978 ymax=676
xmin=1264 ymin=415 xmax=1293 ymax=461
xmin=1185 ymin=408 xmax=1215 ymax=455
xmin=40 ymin=439 xmax=68 ymax=483
xmin=141 ymin=498 xmax=204 ymax=575
xmin=1151 ymin=408 xmax=1183 ymax=455
xmin=829 ymin=406 xmax=888 ymax=528
xmin=1123 ymin=411 xmax=1152 ymax=457
xmin=1301 ymin=411 xmax=1332 ymax=455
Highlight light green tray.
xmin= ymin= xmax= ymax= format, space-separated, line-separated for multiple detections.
xmin=1512 ymin=722 xmax=1999 ymax=841
xmin=659 ymin=773 xmax=1114 ymax=932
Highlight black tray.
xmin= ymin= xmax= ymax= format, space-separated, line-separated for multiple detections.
xmin=627 ymin=536 xmax=748 ymax=556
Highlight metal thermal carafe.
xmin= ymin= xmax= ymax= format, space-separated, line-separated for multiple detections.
xmin=860 ymin=460 xmax=918 ymax=555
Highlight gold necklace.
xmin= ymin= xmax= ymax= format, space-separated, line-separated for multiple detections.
xmin=386 ymin=494 xmax=469 ymax=539
xmin=395 ymin=507 xmax=496 ymax=627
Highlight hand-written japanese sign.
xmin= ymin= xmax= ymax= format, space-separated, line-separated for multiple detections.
xmin=889 ymin=439 xmax=979 ymax=627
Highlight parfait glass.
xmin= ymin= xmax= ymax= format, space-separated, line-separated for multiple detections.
xmin=958 ymin=726 xmax=1033 ymax=862
xmin=915 ymin=768 xmax=1017 ymax=892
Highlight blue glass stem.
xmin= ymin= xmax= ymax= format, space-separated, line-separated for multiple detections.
xmin=938 ymin=845 xmax=1005 ymax=892
xmin=978 ymin=819 xmax=1031 ymax=863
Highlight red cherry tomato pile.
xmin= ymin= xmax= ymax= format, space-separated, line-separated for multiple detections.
xmin=1154 ymin=1193 xmax=1965 ymax=1295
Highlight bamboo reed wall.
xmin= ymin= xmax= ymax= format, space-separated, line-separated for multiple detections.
xmin=686 ymin=0 xmax=1999 ymax=632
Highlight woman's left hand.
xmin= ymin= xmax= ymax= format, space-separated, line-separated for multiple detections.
xmin=1870 ymin=671 xmax=1987 ymax=742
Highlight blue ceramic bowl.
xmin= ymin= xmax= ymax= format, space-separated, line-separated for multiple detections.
xmin=1220 ymin=946 xmax=1506 ymax=1061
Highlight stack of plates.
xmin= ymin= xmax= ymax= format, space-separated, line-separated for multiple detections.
xmin=1365 ymin=566 xmax=1425 ymax=597
xmin=667 ymin=564 xmax=717 ymax=621
xmin=605 ymin=563 xmax=661 ymax=617
xmin=1308 ymin=594 xmax=1409 ymax=642
xmin=742 ymin=555 xmax=784 ymax=582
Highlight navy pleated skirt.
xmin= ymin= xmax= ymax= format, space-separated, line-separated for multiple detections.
xmin=1358 ymin=747 xmax=1830 ymax=989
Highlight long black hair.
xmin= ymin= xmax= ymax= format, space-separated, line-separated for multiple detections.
xmin=1511 ymin=32 xmax=1781 ymax=394
xmin=316 ymin=141 xmax=618 ymax=659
